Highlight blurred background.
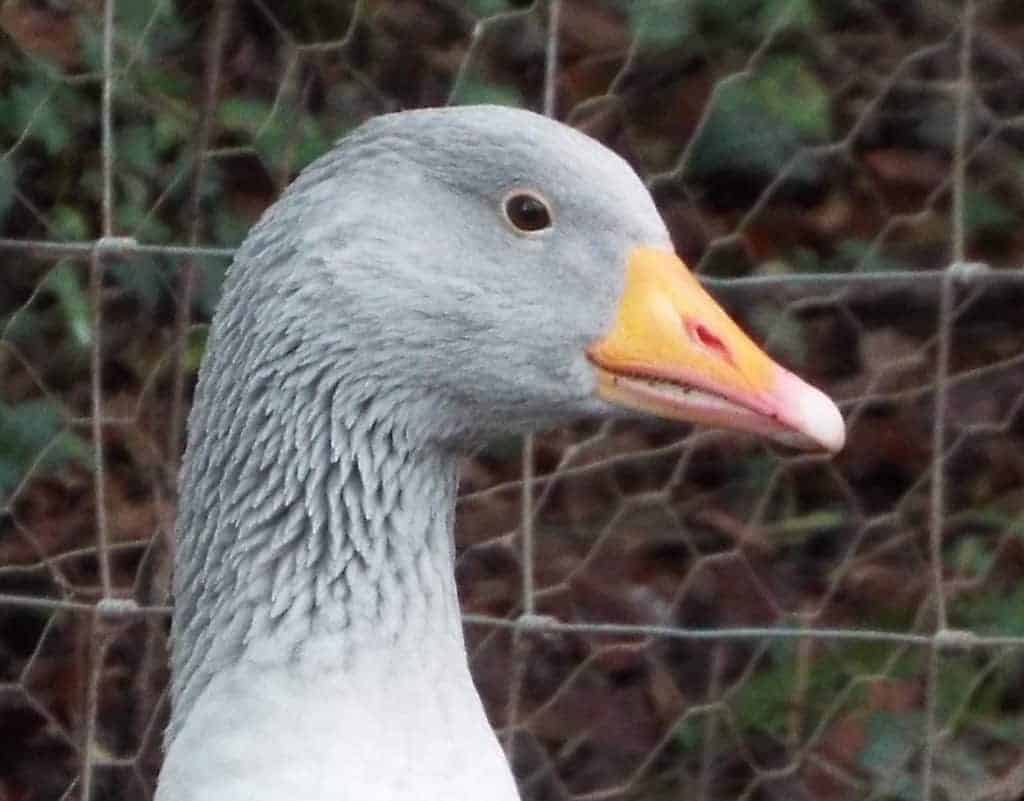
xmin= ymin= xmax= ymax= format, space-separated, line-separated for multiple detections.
xmin=1 ymin=1 xmax=1024 ymax=799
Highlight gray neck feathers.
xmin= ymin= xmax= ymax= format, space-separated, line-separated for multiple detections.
xmin=168 ymin=234 xmax=463 ymax=741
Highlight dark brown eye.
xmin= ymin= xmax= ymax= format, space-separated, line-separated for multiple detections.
xmin=504 ymin=192 xmax=552 ymax=232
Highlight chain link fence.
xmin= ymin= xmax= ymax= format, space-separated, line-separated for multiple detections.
xmin=1 ymin=0 xmax=1023 ymax=799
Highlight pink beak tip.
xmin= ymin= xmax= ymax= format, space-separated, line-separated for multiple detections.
xmin=774 ymin=369 xmax=846 ymax=453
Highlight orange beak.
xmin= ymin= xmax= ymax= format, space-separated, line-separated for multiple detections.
xmin=588 ymin=248 xmax=845 ymax=452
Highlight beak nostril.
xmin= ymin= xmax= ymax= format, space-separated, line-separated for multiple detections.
xmin=689 ymin=322 xmax=733 ymax=363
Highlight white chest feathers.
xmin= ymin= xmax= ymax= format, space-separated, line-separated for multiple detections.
xmin=155 ymin=631 xmax=520 ymax=801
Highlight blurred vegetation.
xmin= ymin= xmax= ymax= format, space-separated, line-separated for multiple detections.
xmin=1 ymin=1 xmax=1024 ymax=800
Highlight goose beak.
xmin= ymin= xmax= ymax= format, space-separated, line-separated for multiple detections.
xmin=587 ymin=247 xmax=845 ymax=453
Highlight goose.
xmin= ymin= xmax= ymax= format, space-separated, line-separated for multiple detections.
xmin=155 ymin=105 xmax=844 ymax=801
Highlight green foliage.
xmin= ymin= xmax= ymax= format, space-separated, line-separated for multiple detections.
xmin=859 ymin=703 xmax=1006 ymax=800
xmin=0 ymin=400 xmax=92 ymax=496
xmin=51 ymin=206 xmax=90 ymax=241
xmin=831 ymin=239 xmax=913 ymax=273
xmin=949 ymin=535 xmax=996 ymax=580
xmin=110 ymin=257 xmax=174 ymax=311
xmin=754 ymin=57 xmax=831 ymax=140
xmin=3 ymin=78 xmax=71 ymax=156
xmin=450 ymin=76 xmax=524 ymax=108
xmin=955 ymin=584 xmax=1024 ymax=637
xmin=185 ymin=326 xmax=210 ymax=373
xmin=196 ymin=257 xmax=232 ymax=316
xmin=835 ymin=641 xmax=917 ymax=678
xmin=731 ymin=639 xmax=849 ymax=737
xmin=964 ymin=190 xmax=1016 ymax=237
xmin=464 ymin=0 xmax=515 ymax=17
xmin=77 ymin=0 xmax=193 ymax=71
xmin=627 ymin=0 xmax=818 ymax=54
xmin=685 ymin=55 xmax=831 ymax=181
xmin=936 ymin=657 xmax=1008 ymax=736
xmin=0 ymin=59 xmax=97 ymax=158
xmin=858 ymin=712 xmax=922 ymax=801
xmin=46 ymin=262 xmax=92 ymax=349
xmin=701 ymin=0 xmax=818 ymax=41
xmin=672 ymin=715 xmax=704 ymax=751
xmin=117 ymin=0 xmax=193 ymax=56
xmin=756 ymin=0 xmax=818 ymax=32
xmin=217 ymin=97 xmax=332 ymax=175
xmin=0 ymin=159 xmax=14 ymax=226
xmin=947 ymin=510 xmax=1024 ymax=637
xmin=911 ymin=98 xmax=957 ymax=151
xmin=766 ymin=508 xmax=846 ymax=544
xmin=747 ymin=303 xmax=809 ymax=368
xmin=2 ymin=262 xmax=94 ymax=353
xmin=732 ymin=652 xmax=798 ymax=736
xmin=629 ymin=0 xmax=693 ymax=53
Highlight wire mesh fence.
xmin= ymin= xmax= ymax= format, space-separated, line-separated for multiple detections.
xmin=1 ymin=0 xmax=1023 ymax=799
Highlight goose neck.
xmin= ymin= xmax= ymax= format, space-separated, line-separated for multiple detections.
xmin=169 ymin=368 xmax=464 ymax=738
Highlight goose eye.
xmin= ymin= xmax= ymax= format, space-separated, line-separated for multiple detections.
xmin=504 ymin=192 xmax=552 ymax=232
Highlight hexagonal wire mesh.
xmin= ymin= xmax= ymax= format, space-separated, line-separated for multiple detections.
xmin=1 ymin=0 xmax=1023 ymax=799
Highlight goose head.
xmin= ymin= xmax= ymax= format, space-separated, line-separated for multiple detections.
xmin=231 ymin=104 xmax=844 ymax=452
